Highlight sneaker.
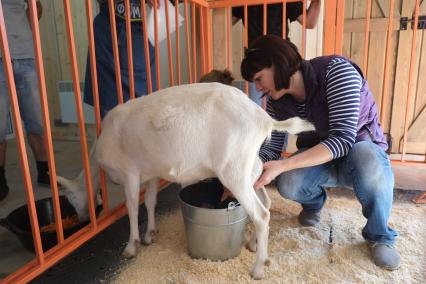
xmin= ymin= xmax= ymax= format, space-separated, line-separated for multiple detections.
xmin=370 ymin=243 xmax=400 ymax=270
xmin=0 ymin=173 xmax=9 ymax=202
xmin=298 ymin=209 xmax=321 ymax=226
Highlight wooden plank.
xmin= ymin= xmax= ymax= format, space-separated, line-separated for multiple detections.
xmin=390 ymin=0 xmax=417 ymax=153
xmin=414 ymin=3 xmax=426 ymax=118
xmin=376 ymin=0 xmax=401 ymax=17
xmin=342 ymin=0 xmax=353 ymax=58
xmin=408 ymin=107 xmax=426 ymax=142
xmin=366 ymin=1 xmax=387 ymax=106
xmin=344 ymin=17 xmax=401 ymax=32
xmin=38 ymin=0 xmax=63 ymax=130
xmin=350 ymin=0 xmax=367 ymax=68
xmin=212 ymin=8 xmax=227 ymax=70
xmin=231 ymin=20 xmax=243 ymax=81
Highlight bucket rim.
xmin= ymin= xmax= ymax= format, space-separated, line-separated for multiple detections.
xmin=178 ymin=193 xmax=244 ymax=212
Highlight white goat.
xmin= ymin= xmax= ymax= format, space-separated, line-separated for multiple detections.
xmin=57 ymin=83 xmax=314 ymax=279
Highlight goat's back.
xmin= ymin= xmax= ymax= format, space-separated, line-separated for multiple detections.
xmin=96 ymin=83 xmax=273 ymax=183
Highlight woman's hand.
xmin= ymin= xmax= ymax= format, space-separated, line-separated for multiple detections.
xmin=254 ymin=160 xmax=287 ymax=190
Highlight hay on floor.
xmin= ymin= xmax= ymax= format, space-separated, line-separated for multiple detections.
xmin=113 ymin=188 xmax=426 ymax=283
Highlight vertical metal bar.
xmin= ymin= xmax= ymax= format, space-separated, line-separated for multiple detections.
xmin=244 ymin=4 xmax=249 ymax=95
xmin=191 ymin=3 xmax=197 ymax=82
xmin=199 ymin=6 xmax=206 ymax=75
xmin=334 ymin=0 xmax=345 ymax=55
xmin=85 ymin=0 xmax=109 ymax=213
xmin=401 ymin=0 xmax=420 ymax=162
xmin=227 ymin=6 xmax=232 ymax=70
xmin=0 ymin=2 xmax=45 ymax=264
xmin=205 ymin=7 xmax=212 ymax=71
xmin=124 ymin=0 xmax=135 ymax=99
xmin=362 ymin=0 xmax=372 ymax=76
xmin=140 ymin=0 xmax=153 ymax=94
xmin=263 ymin=3 xmax=267 ymax=35
xmin=175 ymin=1 xmax=181 ymax=85
xmin=323 ymin=0 xmax=337 ymax=55
xmin=301 ymin=0 xmax=306 ymax=57
xmin=28 ymin=0 xmax=64 ymax=243
xmin=63 ymin=0 xmax=97 ymax=227
xmin=153 ymin=0 xmax=161 ymax=90
xmin=380 ymin=0 xmax=394 ymax=126
xmin=184 ymin=0 xmax=192 ymax=83
xmin=107 ymin=0 xmax=124 ymax=104
xmin=164 ymin=0 xmax=175 ymax=86
xmin=282 ymin=0 xmax=287 ymax=39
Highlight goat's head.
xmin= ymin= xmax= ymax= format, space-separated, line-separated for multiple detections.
xmin=57 ymin=176 xmax=92 ymax=221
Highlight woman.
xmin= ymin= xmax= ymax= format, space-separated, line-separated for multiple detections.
xmin=241 ymin=35 xmax=399 ymax=270
xmin=84 ymin=0 xmax=157 ymax=119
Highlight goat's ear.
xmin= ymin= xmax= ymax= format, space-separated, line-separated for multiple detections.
xmin=56 ymin=176 xmax=76 ymax=191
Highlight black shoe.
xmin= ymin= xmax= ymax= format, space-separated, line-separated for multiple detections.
xmin=298 ymin=209 xmax=321 ymax=227
xmin=0 ymin=173 xmax=9 ymax=202
xmin=37 ymin=172 xmax=51 ymax=186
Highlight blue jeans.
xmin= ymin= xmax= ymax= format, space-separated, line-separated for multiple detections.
xmin=0 ymin=58 xmax=43 ymax=142
xmin=276 ymin=141 xmax=398 ymax=245
xmin=84 ymin=10 xmax=156 ymax=119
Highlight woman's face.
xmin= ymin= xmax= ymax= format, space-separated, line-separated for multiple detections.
xmin=252 ymin=67 xmax=287 ymax=100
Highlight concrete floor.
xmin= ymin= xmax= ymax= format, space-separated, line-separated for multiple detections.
xmin=0 ymin=138 xmax=425 ymax=282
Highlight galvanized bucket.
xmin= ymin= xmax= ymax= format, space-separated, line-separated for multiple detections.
xmin=179 ymin=179 xmax=248 ymax=261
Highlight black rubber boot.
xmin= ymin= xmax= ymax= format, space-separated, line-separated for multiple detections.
xmin=0 ymin=166 xmax=9 ymax=202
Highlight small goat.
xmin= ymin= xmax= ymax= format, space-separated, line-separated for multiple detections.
xmin=57 ymin=83 xmax=314 ymax=279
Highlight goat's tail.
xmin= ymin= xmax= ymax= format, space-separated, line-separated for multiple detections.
xmin=272 ymin=117 xmax=315 ymax=135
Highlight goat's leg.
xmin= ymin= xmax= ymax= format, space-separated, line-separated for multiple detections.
xmin=122 ymin=173 xmax=142 ymax=258
xmin=247 ymin=186 xmax=271 ymax=253
xmin=247 ymin=158 xmax=271 ymax=254
xmin=142 ymin=178 xmax=159 ymax=245
xmin=219 ymin=173 xmax=270 ymax=279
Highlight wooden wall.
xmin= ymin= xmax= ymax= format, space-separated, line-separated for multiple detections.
xmin=343 ymin=0 xmax=426 ymax=155
xmin=38 ymin=0 xmax=98 ymax=140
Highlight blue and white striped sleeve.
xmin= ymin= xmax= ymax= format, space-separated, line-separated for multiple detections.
xmin=321 ymin=58 xmax=362 ymax=159
xmin=258 ymin=101 xmax=288 ymax=162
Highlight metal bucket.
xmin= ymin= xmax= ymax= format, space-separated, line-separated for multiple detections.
xmin=179 ymin=179 xmax=248 ymax=261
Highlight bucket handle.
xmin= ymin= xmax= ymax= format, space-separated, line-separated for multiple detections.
xmin=227 ymin=201 xmax=240 ymax=211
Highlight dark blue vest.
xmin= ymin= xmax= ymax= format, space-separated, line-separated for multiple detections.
xmin=270 ymin=55 xmax=388 ymax=151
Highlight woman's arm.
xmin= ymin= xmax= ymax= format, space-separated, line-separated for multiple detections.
xmin=297 ymin=0 xmax=321 ymax=29
xmin=254 ymin=143 xmax=331 ymax=189
xmin=255 ymin=57 xmax=363 ymax=189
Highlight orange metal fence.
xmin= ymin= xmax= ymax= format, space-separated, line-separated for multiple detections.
xmin=0 ymin=0 xmax=425 ymax=283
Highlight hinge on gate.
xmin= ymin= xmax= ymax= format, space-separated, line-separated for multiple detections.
xmin=400 ymin=15 xmax=426 ymax=30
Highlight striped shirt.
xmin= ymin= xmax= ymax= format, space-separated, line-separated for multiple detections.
xmin=259 ymin=57 xmax=362 ymax=161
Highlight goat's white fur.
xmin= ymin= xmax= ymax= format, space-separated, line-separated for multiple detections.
xmin=57 ymin=83 xmax=314 ymax=279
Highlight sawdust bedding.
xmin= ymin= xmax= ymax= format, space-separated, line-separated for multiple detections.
xmin=113 ymin=188 xmax=426 ymax=284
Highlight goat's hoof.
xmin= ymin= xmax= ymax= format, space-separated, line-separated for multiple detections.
xmin=246 ymin=242 xmax=257 ymax=253
xmin=142 ymin=230 xmax=158 ymax=245
xmin=265 ymin=258 xmax=271 ymax=266
xmin=250 ymin=267 xmax=265 ymax=280
xmin=122 ymin=247 xmax=137 ymax=258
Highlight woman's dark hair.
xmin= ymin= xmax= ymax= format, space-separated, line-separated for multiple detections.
xmin=241 ymin=35 xmax=302 ymax=90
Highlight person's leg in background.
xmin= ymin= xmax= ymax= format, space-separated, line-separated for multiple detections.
xmin=0 ymin=59 xmax=11 ymax=201
xmin=14 ymin=59 xmax=50 ymax=186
